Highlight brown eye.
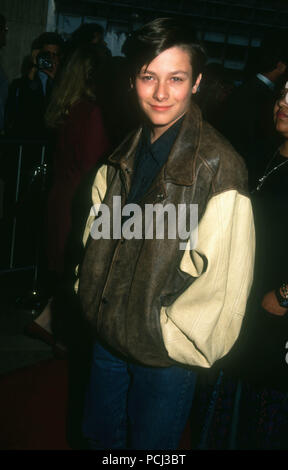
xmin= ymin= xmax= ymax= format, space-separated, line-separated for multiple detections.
xmin=278 ymin=90 xmax=287 ymax=100
xmin=141 ymin=75 xmax=153 ymax=81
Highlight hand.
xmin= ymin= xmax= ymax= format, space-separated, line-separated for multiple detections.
xmin=27 ymin=49 xmax=40 ymax=80
xmin=261 ymin=290 xmax=288 ymax=316
xmin=28 ymin=49 xmax=57 ymax=80
xmin=43 ymin=66 xmax=57 ymax=79
xmin=31 ymin=49 xmax=40 ymax=66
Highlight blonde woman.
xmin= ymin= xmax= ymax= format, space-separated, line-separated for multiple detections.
xmin=26 ymin=44 xmax=110 ymax=352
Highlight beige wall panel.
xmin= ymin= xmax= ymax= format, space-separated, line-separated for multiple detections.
xmin=0 ymin=0 xmax=49 ymax=81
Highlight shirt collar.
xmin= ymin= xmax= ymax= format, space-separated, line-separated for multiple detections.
xmin=142 ymin=115 xmax=185 ymax=164
xmin=38 ymin=71 xmax=49 ymax=94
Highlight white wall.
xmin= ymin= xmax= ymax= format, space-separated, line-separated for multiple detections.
xmin=0 ymin=0 xmax=49 ymax=82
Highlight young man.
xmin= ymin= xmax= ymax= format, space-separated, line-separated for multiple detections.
xmin=76 ymin=18 xmax=255 ymax=449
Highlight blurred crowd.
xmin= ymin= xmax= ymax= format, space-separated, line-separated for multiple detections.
xmin=0 ymin=20 xmax=137 ymax=143
xmin=0 ymin=18 xmax=139 ymax=277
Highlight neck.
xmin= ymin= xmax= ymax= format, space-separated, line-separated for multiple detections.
xmin=279 ymin=141 xmax=288 ymax=158
xmin=150 ymin=113 xmax=186 ymax=144
xmin=150 ymin=126 xmax=167 ymax=144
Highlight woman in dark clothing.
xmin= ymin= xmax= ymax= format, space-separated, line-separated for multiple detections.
xmin=240 ymin=82 xmax=288 ymax=389
xmin=190 ymin=83 xmax=288 ymax=450
xmin=46 ymin=94 xmax=110 ymax=275
xmin=25 ymin=45 xmax=110 ymax=346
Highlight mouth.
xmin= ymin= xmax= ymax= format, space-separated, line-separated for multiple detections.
xmin=150 ymin=105 xmax=173 ymax=112
xmin=277 ymin=111 xmax=288 ymax=119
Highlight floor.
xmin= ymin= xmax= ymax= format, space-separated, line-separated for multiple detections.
xmin=0 ymin=270 xmax=86 ymax=450
xmin=0 ymin=270 xmax=54 ymax=376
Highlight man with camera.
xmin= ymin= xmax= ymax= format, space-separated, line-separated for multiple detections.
xmin=5 ymin=32 xmax=63 ymax=138
xmin=29 ymin=33 xmax=62 ymax=94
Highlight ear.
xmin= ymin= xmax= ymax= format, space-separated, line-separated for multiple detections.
xmin=192 ymin=73 xmax=202 ymax=95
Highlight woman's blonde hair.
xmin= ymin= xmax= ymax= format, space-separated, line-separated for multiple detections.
xmin=45 ymin=44 xmax=108 ymax=128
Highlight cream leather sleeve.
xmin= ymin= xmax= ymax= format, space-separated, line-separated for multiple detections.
xmin=160 ymin=190 xmax=255 ymax=368
xmin=74 ymin=164 xmax=108 ymax=293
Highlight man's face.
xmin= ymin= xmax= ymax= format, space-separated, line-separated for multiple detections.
xmin=91 ymin=32 xmax=103 ymax=44
xmin=274 ymin=83 xmax=288 ymax=138
xmin=42 ymin=44 xmax=60 ymax=74
xmin=135 ymin=46 xmax=201 ymax=141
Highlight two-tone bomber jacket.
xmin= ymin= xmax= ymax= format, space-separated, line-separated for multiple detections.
xmin=76 ymin=100 xmax=255 ymax=369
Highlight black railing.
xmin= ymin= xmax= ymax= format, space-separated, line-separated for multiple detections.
xmin=0 ymin=138 xmax=51 ymax=279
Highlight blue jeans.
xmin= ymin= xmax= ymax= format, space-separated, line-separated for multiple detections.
xmin=82 ymin=341 xmax=197 ymax=450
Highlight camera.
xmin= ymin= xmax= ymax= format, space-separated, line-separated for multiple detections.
xmin=36 ymin=51 xmax=53 ymax=71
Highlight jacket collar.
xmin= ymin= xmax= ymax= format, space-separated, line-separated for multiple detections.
xmin=108 ymin=99 xmax=202 ymax=186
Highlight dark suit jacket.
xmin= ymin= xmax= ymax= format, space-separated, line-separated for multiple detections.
xmin=5 ymin=74 xmax=52 ymax=139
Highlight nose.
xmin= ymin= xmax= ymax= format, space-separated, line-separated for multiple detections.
xmin=153 ymin=80 xmax=169 ymax=102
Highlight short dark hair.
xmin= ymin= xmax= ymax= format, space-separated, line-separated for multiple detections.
xmin=70 ymin=23 xmax=104 ymax=46
xmin=31 ymin=32 xmax=64 ymax=51
xmin=122 ymin=17 xmax=206 ymax=84
xmin=257 ymin=32 xmax=288 ymax=73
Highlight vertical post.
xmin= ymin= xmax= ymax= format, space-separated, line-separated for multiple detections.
xmin=32 ymin=144 xmax=46 ymax=289
xmin=9 ymin=145 xmax=23 ymax=269
xmin=40 ymin=144 xmax=46 ymax=165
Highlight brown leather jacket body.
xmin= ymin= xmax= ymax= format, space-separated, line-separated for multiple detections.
xmin=77 ymin=101 xmax=254 ymax=368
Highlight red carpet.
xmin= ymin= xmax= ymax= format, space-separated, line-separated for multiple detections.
xmin=0 ymin=359 xmax=70 ymax=450
xmin=0 ymin=358 xmax=191 ymax=450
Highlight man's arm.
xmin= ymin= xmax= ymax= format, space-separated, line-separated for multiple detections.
xmin=74 ymin=164 xmax=108 ymax=292
xmin=160 ymin=189 xmax=255 ymax=368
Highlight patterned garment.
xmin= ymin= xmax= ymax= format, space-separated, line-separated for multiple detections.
xmin=190 ymin=371 xmax=288 ymax=450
